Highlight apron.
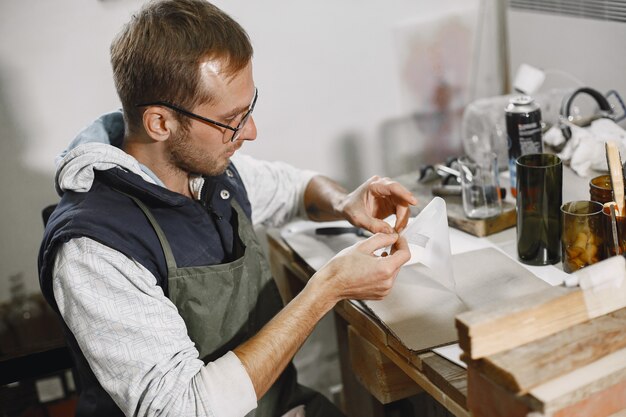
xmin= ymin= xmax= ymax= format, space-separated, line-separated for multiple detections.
xmin=127 ymin=195 xmax=343 ymax=417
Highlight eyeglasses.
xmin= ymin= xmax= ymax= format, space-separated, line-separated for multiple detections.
xmin=136 ymin=88 xmax=258 ymax=142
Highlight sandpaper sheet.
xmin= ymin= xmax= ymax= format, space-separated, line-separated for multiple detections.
xmin=362 ymin=247 xmax=550 ymax=352
xmin=281 ymin=220 xmax=551 ymax=352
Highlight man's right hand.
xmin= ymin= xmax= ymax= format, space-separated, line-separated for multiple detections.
xmin=234 ymin=232 xmax=409 ymax=400
xmin=308 ymin=232 xmax=410 ymax=309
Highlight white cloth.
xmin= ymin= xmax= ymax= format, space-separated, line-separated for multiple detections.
xmin=544 ymin=118 xmax=626 ymax=177
xmin=53 ymin=142 xmax=317 ymax=417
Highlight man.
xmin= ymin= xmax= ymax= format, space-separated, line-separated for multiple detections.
xmin=38 ymin=1 xmax=416 ymax=416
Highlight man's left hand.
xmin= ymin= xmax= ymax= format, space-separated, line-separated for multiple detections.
xmin=337 ymin=176 xmax=418 ymax=234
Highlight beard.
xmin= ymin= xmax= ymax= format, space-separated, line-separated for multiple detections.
xmin=167 ymin=127 xmax=233 ymax=177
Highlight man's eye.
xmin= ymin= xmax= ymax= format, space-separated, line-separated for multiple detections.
xmin=226 ymin=114 xmax=245 ymax=125
xmin=224 ymin=113 xmax=241 ymax=123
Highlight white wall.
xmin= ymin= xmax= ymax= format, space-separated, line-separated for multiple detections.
xmin=0 ymin=0 xmax=495 ymax=302
xmin=508 ymin=10 xmax=626 ymax=114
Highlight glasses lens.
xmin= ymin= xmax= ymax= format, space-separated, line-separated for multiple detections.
xmin=229 ymin=89 xmax=258 ymax=142
xmin=230 ymin=110 xmax=253 ymax=142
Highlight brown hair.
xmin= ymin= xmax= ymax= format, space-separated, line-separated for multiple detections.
xmin=110 ymin=0 xmax=253 ymax=130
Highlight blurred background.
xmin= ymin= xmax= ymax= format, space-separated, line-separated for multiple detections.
xmin=2 ymin=0 xmax=625 ymax=302
xmin=1 ymin=0 xmax=625 ymax=413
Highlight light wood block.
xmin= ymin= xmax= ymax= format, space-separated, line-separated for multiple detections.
xmin=474 ymin=308 xmax=626 ymax=393
xmin=530 ymin=347 xmax=626 ymax=415
xmin=456 ymin=282 xmax=626 ymax=359
xmin=468 ymin=360 xmax=626 ymax=417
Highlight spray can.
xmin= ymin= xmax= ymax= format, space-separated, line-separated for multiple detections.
xmin=505 ymin=95 xmax=543 ymax=197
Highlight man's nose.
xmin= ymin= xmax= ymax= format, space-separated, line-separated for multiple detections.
xmin=237 ymin=116 xmax=257 ymax=142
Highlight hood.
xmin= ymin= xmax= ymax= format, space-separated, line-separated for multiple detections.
xmin=55 ymin=110 xmax=156 ymax=196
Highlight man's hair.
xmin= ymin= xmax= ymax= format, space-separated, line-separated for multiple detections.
xmin=110 ymin=0 xmax=253 ymax=130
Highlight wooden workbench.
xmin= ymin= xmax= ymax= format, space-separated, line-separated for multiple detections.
xmin=266 ymin=167 xmax=594 ymax=417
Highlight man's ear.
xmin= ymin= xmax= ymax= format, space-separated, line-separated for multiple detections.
xmin=142 ymin=107 xmax=176 ymax=142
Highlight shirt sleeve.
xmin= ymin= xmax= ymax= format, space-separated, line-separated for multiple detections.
xmin=52 ymin=237 xmax=257 ymax=417
xmin=231 ymin=153 xmax=318 ymax=227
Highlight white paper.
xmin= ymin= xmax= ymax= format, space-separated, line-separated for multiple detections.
xmin=432 ymin=344 xmax=466 ymax=369
xmin=391 ymin=197 xmax=455 ymax=289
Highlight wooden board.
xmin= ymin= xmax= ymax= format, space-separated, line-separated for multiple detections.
xmin=394 ymin=172 xmax=516 ymax=237
xmin=473 ymin=307 xmax=626 ymax=393
xmin=467 ymin=359 xmax=626 ymax=417
xmin=422 ymin=352 xmax=467 ymax=408
xmin=456 ymin=279 xmax=626 ymax=360
xmin=530 ymin=347 xmax=626 ymax=415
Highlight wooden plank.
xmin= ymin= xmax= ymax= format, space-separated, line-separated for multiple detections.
xmin=348 ymin=326 xmax=422 ymax=404
xmin=447 ymin=205 xmax=516 ymax=238
xmin=456 ymin=281 xmax=626 ymax=359
xmin=474 ymin=307 xmax=626 ymax=393
xmin=530 ymin=347 xmax=626 ymax=415
xmin=467 ymin=365 xmax=533 ymax=417
xmin=457 ymin=286 xmax=581 ymax=359
xmin=382 ymin=345 xmax=470 ymax=417
xmin=422 ymin=352 xmax=467 ymax=408
xmin=552 ymin=379 xmax=626 ymax=417
xmin=468 ymin=361 xmax=626 ymax=417
xmin=386 ymin=336 xmax=426 ymax=372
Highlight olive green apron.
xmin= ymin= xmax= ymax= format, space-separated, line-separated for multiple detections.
xmin=128 ymin=195 xmax=343 ymax=417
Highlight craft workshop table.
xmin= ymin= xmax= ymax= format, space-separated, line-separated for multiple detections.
xmin=266 ymin=168 xmax=591 ymax=417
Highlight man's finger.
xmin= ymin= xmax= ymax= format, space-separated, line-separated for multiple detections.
xmin=394 ymin=205 xmax=411 ymax=232
xmin=358 ymin=232 xmax=398 ymax=254
xmin=388 ymin=236 xmax=411 ymax=266
xmin=370 ymin=181 xmax=418 ymax=205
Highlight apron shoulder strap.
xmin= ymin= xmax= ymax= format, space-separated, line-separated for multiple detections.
xmin=117 ymin=191 xmax=178 ymax=271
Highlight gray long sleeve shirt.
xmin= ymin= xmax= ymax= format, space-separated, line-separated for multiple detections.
xmin=53 ymin=146 xmax=316 ymax=417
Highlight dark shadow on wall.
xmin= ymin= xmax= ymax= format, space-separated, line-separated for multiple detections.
xmin=0 ymin=63 xmax=59 ymax=302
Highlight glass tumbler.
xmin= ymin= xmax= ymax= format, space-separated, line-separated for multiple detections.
xmin=589 ymin=175 xmax=613 ymax=205
xmin=458 ymin=154 xmax=503 ymax=219
xmin=561 ymin=200 xmax=604 ymax=273
xmin=516 ymin=153 xmax=563 ymax=265
xmin=602 ymin=203 xmax=626 ymax=257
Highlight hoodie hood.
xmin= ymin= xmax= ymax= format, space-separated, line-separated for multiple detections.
xmin=55 ymin=111 xmax=157 ymax=196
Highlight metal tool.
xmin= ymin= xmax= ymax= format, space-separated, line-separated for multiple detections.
xmin=315 ymin=227 xmax=369 ymax=237
xmin=418 ymin=158 xmax=462 ymax=184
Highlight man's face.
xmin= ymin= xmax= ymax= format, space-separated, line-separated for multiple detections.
xmin=166 ymin=61 xmax=256 ymax=177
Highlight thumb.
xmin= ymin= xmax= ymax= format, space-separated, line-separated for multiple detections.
xmin=358 ymin=232 xmax=398 ymax=254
